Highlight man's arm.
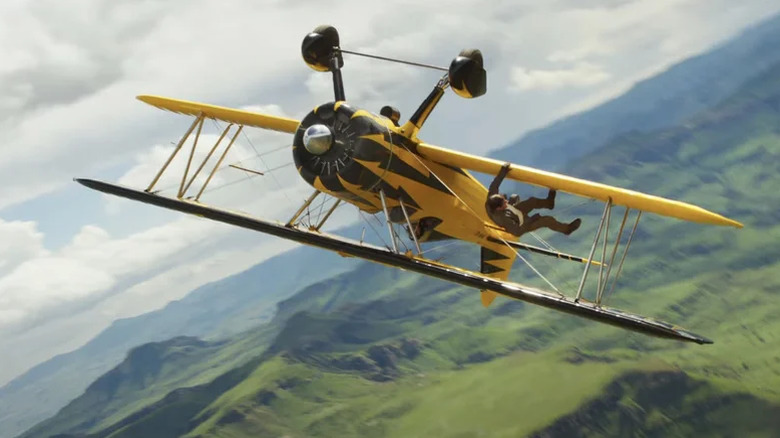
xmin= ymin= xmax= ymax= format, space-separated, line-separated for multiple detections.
xmin=488 ymin=162 xmax=512 ymax=196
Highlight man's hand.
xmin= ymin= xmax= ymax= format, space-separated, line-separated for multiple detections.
xmin=498 ymin=162 xmax=511 ymax=176
xmin=488 ymin=162 xmax=513 ymax=196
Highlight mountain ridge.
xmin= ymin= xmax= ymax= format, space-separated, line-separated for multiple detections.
xmin=491 ymin=12 xmax=780 ymax=171
xmin=0 ymin=242 xmax=357 ymax=438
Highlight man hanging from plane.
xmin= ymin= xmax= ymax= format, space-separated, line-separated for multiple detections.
xmin=486 ymin=163 xmax=581 ymax=236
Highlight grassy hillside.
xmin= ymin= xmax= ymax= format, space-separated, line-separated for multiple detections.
xmin=19 ymin=328 xmax=279 ymax=438
xmin=18 ymin=253 xmax=448 ymax=438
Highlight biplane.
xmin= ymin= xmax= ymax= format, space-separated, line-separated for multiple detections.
xmin=77 ymin=25 xmax=742 ymax=344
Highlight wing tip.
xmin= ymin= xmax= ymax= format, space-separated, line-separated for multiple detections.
xmin=136 ymin=95 xmax=173 ymax=112
xmin=712 ymin=215 xmax=744 ymax=229
xmin=136 ymin=94 xmax=157 ymax=104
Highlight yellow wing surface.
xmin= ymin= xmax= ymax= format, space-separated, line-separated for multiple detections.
xmin=416 ymin=142 xmax=743 ymax=228
xmin=137 ymin=95 xmax=300 ymax=134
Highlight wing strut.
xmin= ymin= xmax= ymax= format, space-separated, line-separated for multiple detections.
xmin=603 ymin=211 xmax=642 ymax=304
xmin=597 ymin=207 xmax=630 ymax=303
xmin=287 ymin=190 xmax=321 ymax=226
xmin=147 ymin=113 xmax=203 ymax=192
xmin=378 ymin=189 xmax=399 ymax=253
xmin=196 ymin=125 xmax=243 ymax=201
xmin=576 ymin=199 xmax=611 ymax=302
xmin=143 ymin=114 xmax=244 ymax=201
xmin=574 ymin=199 xmax=643 ymax=306
xmin=399 ymin=199 xmax=422 ymax=254
xmin=184 ymin=123 xmax=234 ymax=195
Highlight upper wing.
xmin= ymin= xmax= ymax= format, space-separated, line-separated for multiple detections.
xmin=137 ymin=95 xmax=300 ymax=134
xmin=416 ymin=142 xmax=743 ymax=228
xmin=75 ymin=177 xmax=712 ymax=344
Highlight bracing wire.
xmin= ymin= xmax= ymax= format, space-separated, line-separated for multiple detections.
xmin=529 ymin=232 xmax=556 ymax=251
xmin=419 ymin=240 xmax=464 ymax=256
xmin=359 ymin=210 xmax=391 ymax=250
xmin=240 ymin=127 xmax=293 ymax=205
xmin=394 ymin=222 xmax=411 ymax=253
xmin=196 ymin=163 xmax=295 ymax=197
xmin=208 ymin=117 xmax=296 ymax=209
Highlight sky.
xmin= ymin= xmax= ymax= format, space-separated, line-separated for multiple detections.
xmin=2 ymin=0 xmax=779 ymax=385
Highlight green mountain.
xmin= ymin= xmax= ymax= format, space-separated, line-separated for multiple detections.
xmin=0 ymin=243 xmax=357 ymax=438
xmin=20 ymin=261 xmax=424 ymax=438
xmin=491 ymin=12 xmax=780 ymax=170
xmin=25 ymin=53 xmax=780 ymax=437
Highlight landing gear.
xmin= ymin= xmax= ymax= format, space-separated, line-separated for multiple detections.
xmin=301 ymin=25 xmax=488 ymax=138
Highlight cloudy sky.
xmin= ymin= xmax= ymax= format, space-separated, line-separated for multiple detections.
xmin=1 ymin=0 xmax=778 ymax=384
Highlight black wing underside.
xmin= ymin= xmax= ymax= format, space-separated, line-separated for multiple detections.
xmin=76 ymin=178 xmax=712 ymax=345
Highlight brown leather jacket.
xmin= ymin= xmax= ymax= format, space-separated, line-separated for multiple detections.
xmin=485 ymin=165 xmax=524 ymax=235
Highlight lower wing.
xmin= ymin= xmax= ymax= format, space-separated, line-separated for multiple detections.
xmin=75 ymin=178 xmax=712 ymax=345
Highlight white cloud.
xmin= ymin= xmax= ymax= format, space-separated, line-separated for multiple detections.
xmin=0 ymin=218 xmax=219 ymax=333
xmin=547 ymin=44 xmax=614 ymax=63
xmin=0 ymin=219 xmax=48 ymax=275
xmin=0 ymin=213 xmax=302 ymax=382
xmin=0 ymin=257 xmax=115 ymax=326
xmin=510 ymin=63 xmax=611 ymax=91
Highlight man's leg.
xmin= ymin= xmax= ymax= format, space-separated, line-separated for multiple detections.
xmin=513 ymin=190 xmax=556 ymax=215
xmin=519 ymin=214 xmax=580 ymax=235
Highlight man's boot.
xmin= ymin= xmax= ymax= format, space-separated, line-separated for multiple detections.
xmin=564 ymin=218 xmax=581 ymax=235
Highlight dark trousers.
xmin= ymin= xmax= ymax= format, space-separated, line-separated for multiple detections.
xmin=512 ymin=196 xmax=569 ymax=234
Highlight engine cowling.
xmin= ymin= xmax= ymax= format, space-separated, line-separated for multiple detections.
xmin=292 ymin=102 xmax=392 ymax=207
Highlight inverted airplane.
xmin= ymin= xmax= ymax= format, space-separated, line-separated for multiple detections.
xmin=77 ymin=25 xmax=743 ymax=344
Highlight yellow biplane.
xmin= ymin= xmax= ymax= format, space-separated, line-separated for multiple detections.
xmin=77 ymin=25 xmax=742 ymax=344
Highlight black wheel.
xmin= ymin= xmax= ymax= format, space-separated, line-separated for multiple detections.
xmin=302 ymin=25 xmax=341 ymax=71
xmin=449 ymin=48 xmax=487 ymax=98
